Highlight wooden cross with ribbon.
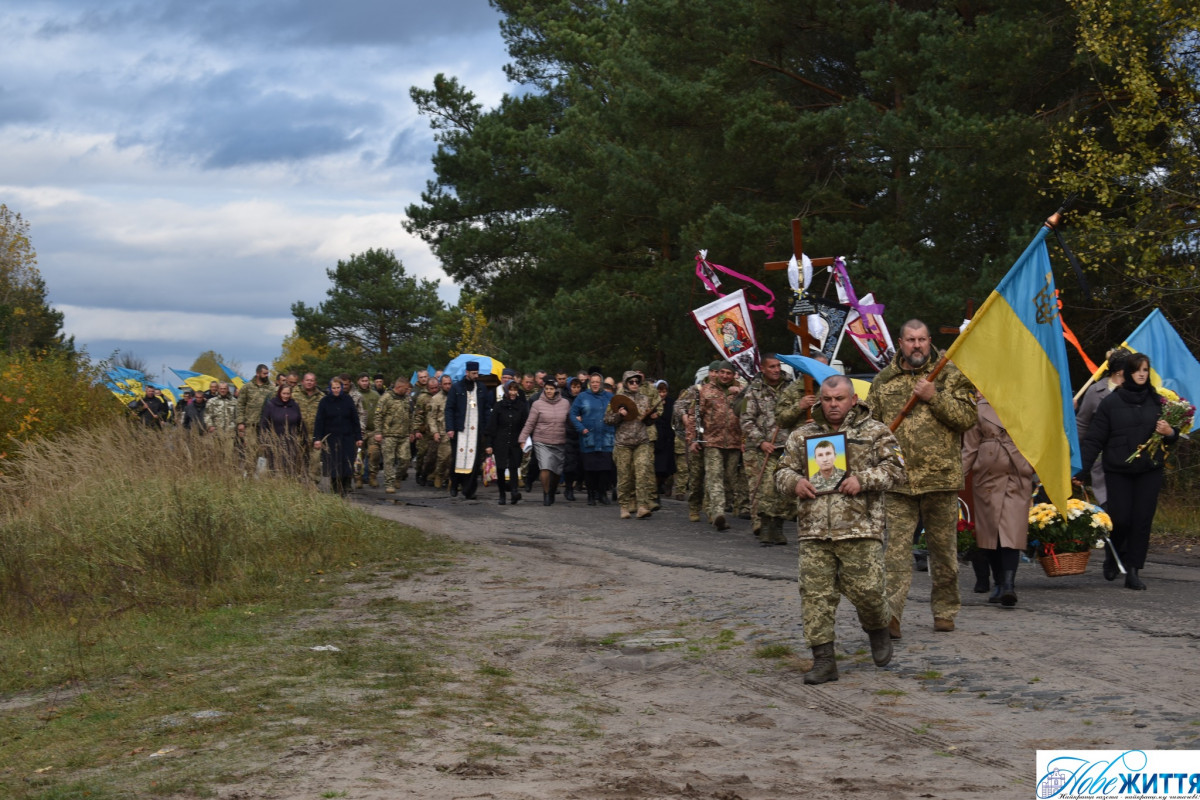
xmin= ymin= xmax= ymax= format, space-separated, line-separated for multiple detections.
xmin=765 ymin=218 xmax=837 ymax=397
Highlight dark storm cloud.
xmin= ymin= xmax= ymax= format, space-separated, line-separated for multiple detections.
xmin=384 ymin=126 xmax=435 ymax=167
xmin=115 ymin=70 xmax=383 ymax=168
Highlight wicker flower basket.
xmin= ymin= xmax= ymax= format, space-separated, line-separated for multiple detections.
xmin=1038 ymin=549 xmax=1091 ymax=578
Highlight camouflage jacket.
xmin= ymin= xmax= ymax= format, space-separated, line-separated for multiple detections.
xmin=740 ymin=374 xmax=794 ymax=449
xmin=347 ymin=387 xmax=368 ymax=432
xmin=775 ymin=403 xmax=905 ymax=542
xmin=672 ymin=384 xmax=699 ymax=442
xmin=774 ymin=378 xmax=819 ymax=431
xmin=293 ymin=387 xmax=325 ymax=434
xmin=359 ymin=387 xmax=380 ymax=433
xmin=687 ymin=380 xmax=743 ymax=450
xmin=375 ymin=390 xmax=413 ymax=437
xmin=204 ymin=394 xmax=238 ymax=432
xmin=603 ymin=373 xmax=657 ymax=447
xmin=412 ymin=388 xmax=436 ymax=434
xmin=865 ymin=348 xmax=977 ymax=495
xmin=235 ymin=378 xmax=275 ymax=427
xmin=427 ymin=391 xmax=449 ymax=437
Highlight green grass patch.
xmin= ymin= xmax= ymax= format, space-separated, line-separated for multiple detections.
xmin=753 ymin=644 xmax=795 ymax=659
xmin=916 ymin=670 xmax=942 ymax=680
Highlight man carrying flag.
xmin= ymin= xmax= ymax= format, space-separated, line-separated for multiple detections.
xmin=867 ymin=321 xmax=977 ymax=638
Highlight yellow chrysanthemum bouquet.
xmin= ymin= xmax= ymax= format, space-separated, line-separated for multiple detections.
xmin=1027 ymin=498 xmax=1112 ymax=557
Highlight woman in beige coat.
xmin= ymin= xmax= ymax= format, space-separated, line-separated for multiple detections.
xmin=962 ymin=395 xmax=1035 ymax=607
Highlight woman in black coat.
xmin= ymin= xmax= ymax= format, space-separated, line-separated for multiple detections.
xmin=485 ymin=381 xmax=528 ymax=505
xmin=313 ymin=377 xmax=364 ymax=495
xmin=259 ymin=385 xmax=308 ymax=476
xmin=1077 ymin=353 xmax=1179 ymax=590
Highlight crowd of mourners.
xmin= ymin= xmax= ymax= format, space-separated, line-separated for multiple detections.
xmin=126 ymin=321 xmax=1179 ymax=685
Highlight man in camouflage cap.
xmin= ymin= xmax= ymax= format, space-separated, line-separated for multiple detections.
xmin=687 ymin=360 xmax=743 ymax=531
xmin=776 ymin=375 xmax=904 ymax=684
xmin=866 ymin=319 xmax=977 ymax=637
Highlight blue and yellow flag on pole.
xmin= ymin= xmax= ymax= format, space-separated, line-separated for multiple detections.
xmin=1122 ymin=309 xmax=1200 ymax=404
xmin=945 ymin=225 xmax=1081 ymax=513
xmin=217 ymin=363 xmax=245 ymax=390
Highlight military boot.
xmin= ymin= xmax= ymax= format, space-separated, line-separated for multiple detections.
xmin=866 ymin=627 xmax=893 ymax=667
xmin=767 ymin=516 xmax=788 ymax=546
xmin=804 ymin=643 xmax=839 ymax=685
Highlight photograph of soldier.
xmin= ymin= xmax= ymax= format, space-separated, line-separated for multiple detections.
xmin=807 ymin=436 xmax=847 ymax=493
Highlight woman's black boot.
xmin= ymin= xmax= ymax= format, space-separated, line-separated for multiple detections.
xmin=1125 ymin=567 xmax=1147 ymax=590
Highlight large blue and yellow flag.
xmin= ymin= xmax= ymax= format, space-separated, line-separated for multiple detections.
xmin=1122 ymin=309 xmax=1200 ymax=404
xmin=946 ymin=225 xmax=1081 ymax=512
xmin=170 ymin=368 xmax=221 ymax=394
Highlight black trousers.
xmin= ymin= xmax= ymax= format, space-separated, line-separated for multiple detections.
xmin=493 ymin=443 xmax=523 ymax=495
xmin=1103 ymin=469 xmax=1164 ymax=570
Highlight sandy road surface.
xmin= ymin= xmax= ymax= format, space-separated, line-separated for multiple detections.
xmin=234 ymin=483 xmax=1200 ymax=799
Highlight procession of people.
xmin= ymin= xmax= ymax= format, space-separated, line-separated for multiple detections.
xmin=128 ymin=321 xmax=1189 ymax=686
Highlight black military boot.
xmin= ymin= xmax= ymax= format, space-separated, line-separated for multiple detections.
xmin=1125 ymin=567 xmax=1147 ymax=590
xmin=804 ymin=642 xmax=839 ymax=685
xmin=866 ymin=627 xmax=893 ymax=667
xmin=497 ymin=490 xmax=507 ymax=505
xmin=564 ymin=485 xmax=575 ymax=501
xmin=970 ymin=550 xmax=991 ymax=593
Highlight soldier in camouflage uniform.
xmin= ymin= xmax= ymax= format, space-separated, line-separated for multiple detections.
xmin=773 ymin=372 xmax=821 ymax=431
xmin=687 ymin=361 xmax=743 ymax=531
xmin=354 ymin=373 xmax=382 ymax=486
xmin=235 ymin=364 xmax=276 ymax=463
xmin=866 ymin=320 xmax=977 ymax=637
xmin=603 ymin=370 xmax=660 ymax=519
xmin=423 ymin=374 xmax=454 ymax=488
xmin=293 ymin=373 xmax=325 ymax=484
xmin=204 ymin=381 xmax=239 ymax=461
xmin=741 ymin=353 xmax=794 ymax=545
xmin=374 ymin=377 xmax=415 ymax=492
xmin=674 ymin=374 xmax=707 ymax=522
xmin=776 ymin=374 xmax=905 ymax=684
xmin=411 ymin=377 xmax=437 ymax=485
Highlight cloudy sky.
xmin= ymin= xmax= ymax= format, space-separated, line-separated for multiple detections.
xmin=0 ymin=0 xmax=511 ymax=381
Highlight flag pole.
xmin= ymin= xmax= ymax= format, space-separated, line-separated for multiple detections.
xmin=888 ymin=210 xmax=1062 ymax=432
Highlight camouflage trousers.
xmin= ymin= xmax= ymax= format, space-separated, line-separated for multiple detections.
xmin=686 ymin=448 xmax=706 ymax=514
xmin=614 ymin=442 xmax=655 ymax=511
xmin=702 ymin=447 xmax=742 ymax=522
xmin=361 ymin=438 xmax=382 ymax=482
xmin=884 ymin=491 xmax=961 ymax=624
xmin=798 ymin=537 xmax=889 ymax=648
xmin=380 ymin=435 xmax=412 ymax=486
xmin=744 ymin=448 xmax=789 ymax=520
xmin=424 ymin=438 xmax=453 ymax=486
xmin=414 ymin=436 xmax=429 ymax=476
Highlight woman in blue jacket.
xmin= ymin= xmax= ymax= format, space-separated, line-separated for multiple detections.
xmin=570 ymin=372 xmax=616 ymax=505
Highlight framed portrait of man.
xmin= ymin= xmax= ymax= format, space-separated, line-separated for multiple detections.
xmin=806 ymin=433 xmax=849 ymax=494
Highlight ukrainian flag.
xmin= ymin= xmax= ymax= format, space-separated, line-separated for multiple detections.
xmin=1121 ymin=309 xmax=1200 ymax=404
xmin=947 ymin=225 xmax=1081 ymax=513
xmin=170 ymin=368 xmax=221 ymax=394
xmin=217 ymin=363 xmax=246 ymax=390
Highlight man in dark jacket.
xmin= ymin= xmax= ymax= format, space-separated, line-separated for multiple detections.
xmin=129 ymin=386 xmax=171 ymax=428
xmin=444 ymin=362 xmax=495 ymax=499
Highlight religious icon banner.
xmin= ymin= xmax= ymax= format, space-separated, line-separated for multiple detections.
xmin=690 ymin=289 xmax=760 ymax=380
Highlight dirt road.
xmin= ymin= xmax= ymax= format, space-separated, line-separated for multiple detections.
xmin=237 ymin=485 xmax=1200 ymax=799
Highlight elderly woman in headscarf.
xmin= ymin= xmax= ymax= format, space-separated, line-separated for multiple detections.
xmin=519 ymin=378 xmax=572 ymax=505
xmin=484 ymin=380 xmax=528 ymax=505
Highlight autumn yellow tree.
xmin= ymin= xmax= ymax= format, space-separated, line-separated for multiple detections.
xmin=273 ymin=327 xmax=328 ymax=376
xmin=1047 ymin=0 xmax=1200 ymax=336
xmin=0 ymin=204 xmax=68 ymax=352
xmin=450 ymin=296 xmax=497 ymax=358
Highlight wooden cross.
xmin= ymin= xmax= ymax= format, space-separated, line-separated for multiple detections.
xmin=764 ymin=218 xmax=837 ymax=397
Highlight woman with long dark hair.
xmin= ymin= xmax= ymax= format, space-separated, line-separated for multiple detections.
xmin=1077 ymin=353 xmax=1180 ymax=590
xmin=313 ymin=377 xmax=364 ymax=496
xmin=259 ymin=384 xmax=308 ymax=477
